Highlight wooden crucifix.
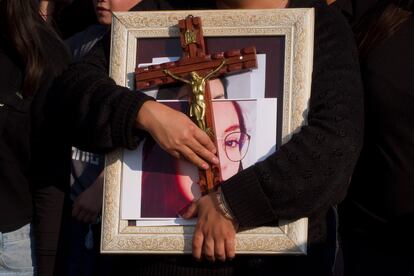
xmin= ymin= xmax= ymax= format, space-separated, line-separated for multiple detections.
xmin=135 ymin=15 xmax=257 ymax=195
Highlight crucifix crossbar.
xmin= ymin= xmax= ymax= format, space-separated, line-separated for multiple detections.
xmin=135 ymin=15 xmax=258 ymax=195
xmin=135 ymin=49 xmax=257 ymax=90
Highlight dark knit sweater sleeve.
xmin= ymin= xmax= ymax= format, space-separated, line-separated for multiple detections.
xmin=221 ymin=2 xmax=364 ymax=227
xmin=51 ymin=39 xmax=153 ymax=152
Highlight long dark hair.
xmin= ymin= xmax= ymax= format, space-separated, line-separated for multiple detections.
xmin=355 ymin=0 xmax=413 ymax=58
xmin=0 ymin=0 xmax=67 ymax=97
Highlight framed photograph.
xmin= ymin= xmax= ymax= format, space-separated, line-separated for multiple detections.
xmin=121 ymin=98 xmax=276 ymax=226
xmin=102 ymin=8 xmax=314 ymax=254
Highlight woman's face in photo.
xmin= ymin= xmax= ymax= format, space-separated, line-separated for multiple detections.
xmin=175 ymin=79 xmax=247 ymax=201
xmin=174 ymin=79 xmax=226 ymax=202
xmin=214 ymin=102 xmax=243 ymax=180
xmin=175 ymin=102 xmax=244 ymax=201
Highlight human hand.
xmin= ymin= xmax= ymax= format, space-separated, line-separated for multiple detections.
xmin=136 ymin=101 xmax=219 ymax=170
xmin=72 ymin=173 xmax=103 ymax=224
xmin=181 ymin=193 xmax=238 ymax=262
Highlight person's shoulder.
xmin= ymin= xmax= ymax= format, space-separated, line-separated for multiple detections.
xmin=289 ymin=0 xmax=322 ymax=8
xmin=309 ymin=1 xmax=355 ymax=46
xmin=34 ymin=26 xmax=71 ymax=80
xmin=65 ymin=25 xmax=108 ymax=60
xmin=289 ymin=0 xmax=351 ymax=32
xmin=65 ymin=25 xmax=107 ymax=49
xmin=305 ymin=2 xmax=360 ymax=79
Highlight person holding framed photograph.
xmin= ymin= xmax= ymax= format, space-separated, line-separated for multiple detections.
xmin=160 ymin=0 xmax=363 ymax=275
xmin=0 ymin=0 xmax=219 ymax=275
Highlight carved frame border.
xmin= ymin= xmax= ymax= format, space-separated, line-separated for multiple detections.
xmin=102 ymin=8 xmax=314 ymax=254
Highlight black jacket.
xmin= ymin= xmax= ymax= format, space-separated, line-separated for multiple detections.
xmin=124 ymin=1 xmax=364 ymax=276
xmin=222 ymin=0 xmax=364 ymax=246
xmin=0 ymin=44 xmax=34 ymax=232
xmin=0 ymin=26 xmax=153 ymax=276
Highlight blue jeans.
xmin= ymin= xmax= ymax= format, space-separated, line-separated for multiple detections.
xmin=0 ymin=224 xmax=35 ymax=276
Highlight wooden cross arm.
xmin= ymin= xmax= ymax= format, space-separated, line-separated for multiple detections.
xmin=179 ymin=16 xmax=205 ymax=58
xmin=135 ymin=47 xmax=257 ymax=90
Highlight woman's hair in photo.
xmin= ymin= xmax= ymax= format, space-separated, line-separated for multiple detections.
xmin=141 ymin=102 xmax=192 ymax=218
xmin=230 ymin=101 xmax=246 ymax=173
xmin=354 ymin=0 xmax=413 ymax=58
xmin=141 ymin=136 xmax=191 ymax=218
xmin=231 ymin=101 xmax=246 ymax=135
xmin=221 ymin=77 xmax=229 ymax=98
xmin=0 ymin=0 xmax=68 ymax=97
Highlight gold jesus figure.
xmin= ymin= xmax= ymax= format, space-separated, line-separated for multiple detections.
xmin=163 ymin=59 xmax=226 ymax=133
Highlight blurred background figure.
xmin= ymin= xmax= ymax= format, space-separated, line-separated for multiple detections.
xmin=38 ymin=0 xmax=98 ymax=38
xmin=339 ymin=1 xmax=414 ymax=276
xmin=66 ymin=0 xmax=143 ymax=60
xmin=0 ymin=1 xmax=217 ymax=276
xmin=63 ymin=1 xmax=202 ymax=275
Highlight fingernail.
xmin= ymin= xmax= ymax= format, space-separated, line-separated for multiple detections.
xmin=202 ymin=163 xmax=209 ymax=170
xmin=212 ymin=157 xmax=219 ymax=164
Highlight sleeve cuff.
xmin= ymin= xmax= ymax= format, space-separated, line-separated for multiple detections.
xmin=220 ymin=166 xmax=277 ymax=227
xmin=111 ymin=90 xmax=154 ymax=149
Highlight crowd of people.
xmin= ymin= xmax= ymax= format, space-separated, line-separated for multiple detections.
xmin=0 ymin=0 xmax=412 ymax=276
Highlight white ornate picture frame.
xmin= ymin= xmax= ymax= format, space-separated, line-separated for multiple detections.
xmin=102 ymin=8 xmax=314 ymax=255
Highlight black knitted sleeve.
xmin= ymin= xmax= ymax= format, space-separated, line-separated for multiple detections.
xmin=221 ymin=3 xmax=364 ymax=227
xmin=51 ymin=39 xmax=153 ymax=152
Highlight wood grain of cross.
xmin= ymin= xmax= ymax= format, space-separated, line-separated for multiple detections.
xmin=135 ymin=15 xmax=257 ymax=195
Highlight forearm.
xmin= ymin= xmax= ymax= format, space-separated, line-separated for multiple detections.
xmin=221 ymin=3 xmax=364 ymax=227
xmin=51 ymin=41 xmax=153 ymax=152
xmin=53 ymin=40 xmax=217 ymax=170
